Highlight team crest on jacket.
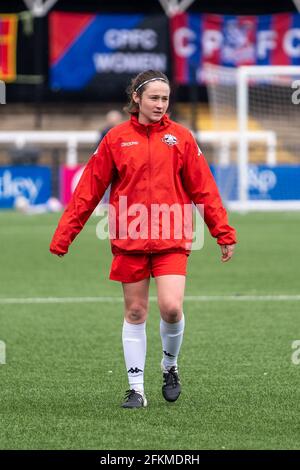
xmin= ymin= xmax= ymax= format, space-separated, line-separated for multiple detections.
xmin=162 ymin=134 xmax=178 ymax=146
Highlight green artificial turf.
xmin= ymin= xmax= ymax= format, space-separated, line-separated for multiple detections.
xmin=0 ymin=211 xmax=300 ymax=449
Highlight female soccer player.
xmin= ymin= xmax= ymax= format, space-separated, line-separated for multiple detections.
xmin=50 ymin=70 xmax=236 ymax=409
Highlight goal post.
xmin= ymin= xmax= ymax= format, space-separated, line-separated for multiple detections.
xmin=205 ymin=64 xmax=300 ymax=211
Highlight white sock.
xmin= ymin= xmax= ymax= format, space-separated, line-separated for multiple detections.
xmin=160 ymin=314 xmax=185 ymax=370
xmin=122 ymin=319 xmax=146 ymax=394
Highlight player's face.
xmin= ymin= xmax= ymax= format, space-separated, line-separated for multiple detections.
xmin=133 ymin=81 xmax=170 ymax=125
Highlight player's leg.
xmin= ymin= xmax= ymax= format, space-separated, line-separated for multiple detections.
xmin=155 ymin=273 xmax=186 ymax=364
xmin=121 ymin=277 xmax=150 ymax=408
xmin=155 ymin=274 xmax=186 ymax=402
xmin=152 ymin=253 xmax=187 ymax=367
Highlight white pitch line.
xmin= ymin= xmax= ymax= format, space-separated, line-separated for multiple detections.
xmin=0 ymin=295 xmax=300 ymax=305
xmin=184 ymin=295 xmax=300 ymax=301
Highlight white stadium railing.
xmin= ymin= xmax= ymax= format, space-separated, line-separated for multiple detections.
xmin=196 ymin=130 xmax=277 ymax=166
xmin=0 ymin=131 xmax=100 ymax=167
xmin=0 ymin=130 xmax=276 ymax=167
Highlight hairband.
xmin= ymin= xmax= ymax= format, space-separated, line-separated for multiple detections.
xmin=135 ymin=77 xmax=168 ymax=93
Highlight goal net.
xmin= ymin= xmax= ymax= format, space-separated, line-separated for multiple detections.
xmin=205 ymin=65 xmax=300 ymax=211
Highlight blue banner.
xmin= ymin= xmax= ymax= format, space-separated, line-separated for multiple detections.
xmin=50 ymin=12 xmax=169 ymax=92
xmin=0 ymin=166 xmax=51 ymax=209
xmin=212 ymin=164 xmax=300 ymax=201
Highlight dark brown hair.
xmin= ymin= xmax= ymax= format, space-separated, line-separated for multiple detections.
xmin=124 ymin=70 xmax=170 ymax=114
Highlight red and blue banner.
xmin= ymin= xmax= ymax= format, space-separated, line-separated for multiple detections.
xmin=0 ymin=14 xmax=18 ymax=82
xmin=171 ymin=12 xmax=300 ymax=84
xmin=49 ymin=12 xmax=169 ymax=93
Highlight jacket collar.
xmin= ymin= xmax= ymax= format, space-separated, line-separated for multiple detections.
xmin=130 ymin=113 xmax=171 ymax=133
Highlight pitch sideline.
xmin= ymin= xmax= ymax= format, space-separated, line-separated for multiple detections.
xmin=0 ymin=295 xmax=300 ymax=304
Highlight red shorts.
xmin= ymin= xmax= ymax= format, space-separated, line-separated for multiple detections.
xmin=109 ymin=252 xmax=189 ymax=283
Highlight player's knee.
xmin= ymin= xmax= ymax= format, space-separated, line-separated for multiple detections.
xmin=125 ymin=304 xmax=148 ymax=324
xmin=159 ymin=302 xmax=182 ymax=323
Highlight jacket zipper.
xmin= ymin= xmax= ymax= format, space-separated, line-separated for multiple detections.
xmin=147 ymin=127 xmax=152 ymax=253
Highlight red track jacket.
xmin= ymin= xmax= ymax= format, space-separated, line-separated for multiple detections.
xmin=50 ymin=114 xmax=236 ymax=256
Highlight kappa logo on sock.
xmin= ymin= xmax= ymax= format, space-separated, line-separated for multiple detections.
xmin=127 ymin=367 xmax=143 ymax=374
xmin=163 ymin=350 xmax=175 ymax=358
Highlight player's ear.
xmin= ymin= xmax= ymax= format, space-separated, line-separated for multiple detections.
xmin=132 ymin=91 xmax=139 ymax=105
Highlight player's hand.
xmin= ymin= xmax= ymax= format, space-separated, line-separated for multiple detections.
xmin=220 ymin=244 xmax=235 ymax=262
xmin=50 ymin=248 xmax=66 ymax=257
xmin=50 ymin=252 xmax=65 ymax=257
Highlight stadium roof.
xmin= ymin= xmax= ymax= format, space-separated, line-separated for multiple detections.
xmin=1 ymin=0 xmax=297 ymax=15
xmin=22 ymin=1 xmax=299 ymax=16
xmin=21 ymin=1 xmax=198 ymax=17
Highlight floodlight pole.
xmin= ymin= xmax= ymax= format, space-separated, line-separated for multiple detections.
xmin=22 ymin=2 xmax=59 ymax=128
xmin=158 ymin=0 xmax=196 ymax=17
xmin=22 ymin=0 xmax=59 ymax=17
xmin=158 ymin=1 xmax=198 ymax=131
